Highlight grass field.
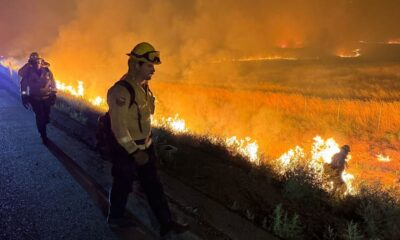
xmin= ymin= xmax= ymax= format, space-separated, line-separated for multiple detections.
xmin=151 ymin=60 xmax=400 ymax=189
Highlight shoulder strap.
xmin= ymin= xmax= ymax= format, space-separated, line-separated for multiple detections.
xmin=114 ymin=80 xmax=143 ymax=133
xmin=115 ymin=80 xmax=136 ymax=108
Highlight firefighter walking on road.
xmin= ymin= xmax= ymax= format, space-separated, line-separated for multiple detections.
xmin=18 ymin=52 xmax=57 ymax=144
xmin=105 ymin=42 xmax=188 ymax=236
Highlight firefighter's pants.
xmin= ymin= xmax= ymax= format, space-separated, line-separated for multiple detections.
xmin=29 ymin=97 xmax=52 ymax=137
xmin=109 ymin=144 xmax=172 ymax=227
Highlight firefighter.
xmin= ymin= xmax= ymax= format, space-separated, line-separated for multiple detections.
xmin=19 ymin=52 xmax=39 ymax=109
xmin=18 ymin=53 xmax=56 ymax=144
xmin=326 ymin=145 xmax=350 ymax=195
xmin=106 ymin=42 xmax=188 ymax=236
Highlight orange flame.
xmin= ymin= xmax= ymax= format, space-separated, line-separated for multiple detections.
xmin=377 ymin=154 xmax=391 ymax=162
xmin=153 ymin=114 xmax=188 ymax=133
xmin=276 ymin=136 xmax=356 ymax=195
xmin=387 ymin=38 xmax=400 ymax=44
xmin=153 ymin=115 xmax=260 ymax=163
xmin=0 ymin=57 xmax=21 ymax=71
xmin=215 ymin=56 xmax=297 ymax=63
xmin=336 ymin=49 xmax=361 ymax=58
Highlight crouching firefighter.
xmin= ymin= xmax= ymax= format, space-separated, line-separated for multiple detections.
xmin=100 ymin=42 xmax=188 ymax=236
xmin=18 ymin=52 xmax=57 ymax=144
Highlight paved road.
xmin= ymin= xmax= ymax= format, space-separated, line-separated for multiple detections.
xmin=0 ymin=78 xmax=119 ymax=240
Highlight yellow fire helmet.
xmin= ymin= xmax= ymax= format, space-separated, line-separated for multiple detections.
xmin=126 ymin=42 xmax=161 ymax=65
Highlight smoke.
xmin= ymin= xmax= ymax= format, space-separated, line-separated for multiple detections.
xmin=0 ymin=0 xmax=76 ymax=57
xmin=2 ymin=0 xmax=400 ymax=88
xmin=7 ymin=0 xmax=387 ymax=94
xmin=2 ymin=0 xmax=400 ymax=157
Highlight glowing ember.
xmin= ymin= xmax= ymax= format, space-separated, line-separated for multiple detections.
xmin=337 ymin=49 xmax=361 ymax=58
xmin=387 ymin=38 xmax=400 ymax=44
xmin=234 ymin=56 xmax=297 ymax=62
xmin=377 ymin=154 xmax=391 ymax=162
xmin=90 ymin=96 xmax=104 ymax=106
xmin=215 ymin=56 xmax=297 ymax=63
xmin=277 ymin=41 xmax=304 ymax=49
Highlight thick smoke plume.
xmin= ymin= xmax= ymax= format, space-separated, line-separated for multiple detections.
xmin=2 ymin=0 xmax=400 ymax=92
xmin=0 ymin=0 xmax=76 ymax=57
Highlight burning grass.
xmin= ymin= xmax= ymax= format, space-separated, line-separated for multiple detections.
xmin=155 ymin=127 xmax=400 ymax=239
xmin=31 ymin=82 xmax=400 ymax=239
xmin=152 ymin=80 xmax=400 ymax=190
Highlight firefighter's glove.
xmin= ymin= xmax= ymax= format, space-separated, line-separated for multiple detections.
xmin=131 ymin=150 xmax=149 ymax=166
xmin=21 ymin=95 xmax=30 ymax=109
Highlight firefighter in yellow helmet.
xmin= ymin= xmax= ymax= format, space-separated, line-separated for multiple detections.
xmin=105 ymin=42 xmax=188 ymax=236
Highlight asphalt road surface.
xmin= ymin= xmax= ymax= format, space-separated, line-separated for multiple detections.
xmin=0 ymin=79 xmax=119 ymax=240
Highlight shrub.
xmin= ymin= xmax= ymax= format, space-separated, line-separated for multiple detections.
xmin=282 ymin=167 xmax=326 ymax=208
xmin=356 ymin=185 xmax=400 ymax=239
xmin=341 ymin=221 xmax=364 ymax=240
xmin=323 ymin=225 xmax=337 ymax=240
xmin=270 ymin=204 xmax=303 ymax=239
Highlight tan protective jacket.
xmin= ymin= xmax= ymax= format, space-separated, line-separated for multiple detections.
xmin=107 ymin=74 xmax=155 ymax=154
xmin=18 ymin=64 xmax=56 ymax=99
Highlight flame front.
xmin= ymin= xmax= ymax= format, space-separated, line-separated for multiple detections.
xmin=276 ymin=136 xmax=356 ymax=195
xmin=224 ymin=136 xmax=259 ymax=164
xmin=336 ymin=49 xmax=361 ymax=58
xmin=153 ymin=114 xmax=188 ymax=133
xmin=232 ymin=56 xmax=297 ymax=62
xmin=55 ymin=79 xmax=106 ymax=108
xmin=341 ymin=170 xmax=356 ymax=195
xmin=215 ymin=56 xmax=298 ymax=63
xmin=377 ymin=154 xmax=391 ymax=162
xmin=55 ymin=80 xmax=84 ymax=97
xmin=276 ymin=146 xmax=304 ymax=175
xmin=387 ymin=38 xmax=400 ymax=44
xmin=152 ymin=115 xmax=260 ymax=163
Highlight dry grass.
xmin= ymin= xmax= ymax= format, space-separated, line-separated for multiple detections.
xmin=151 ymin=61 xmax=400 ymax=189
xmin=50 ymin=60 xmax=400 ymax=188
